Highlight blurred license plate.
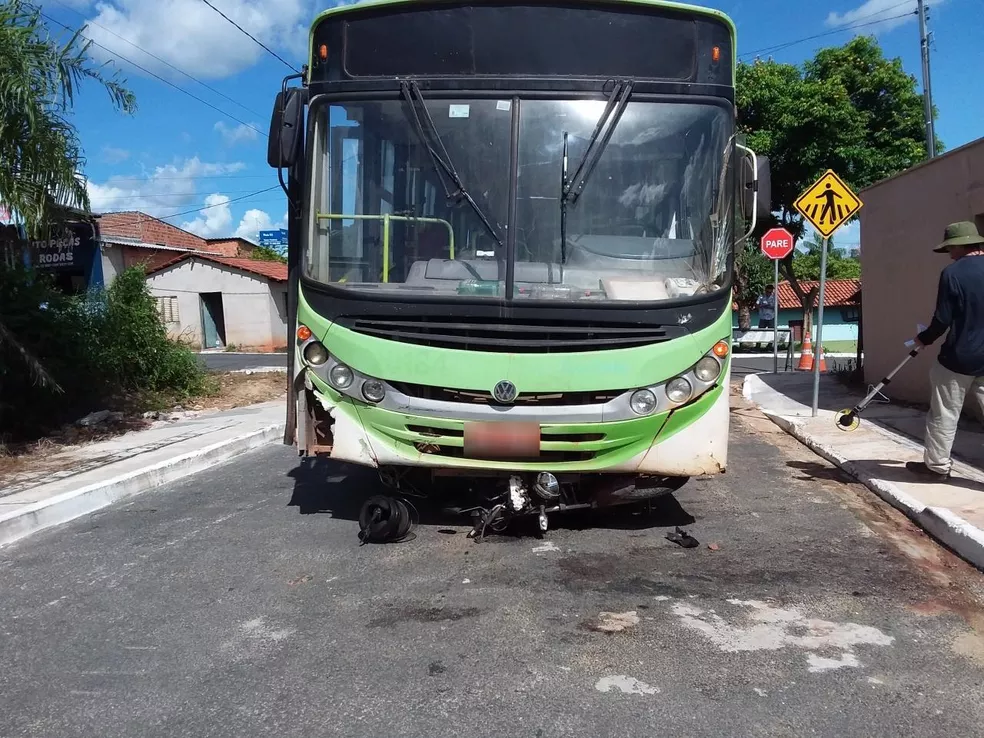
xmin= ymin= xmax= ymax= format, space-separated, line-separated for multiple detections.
xmin=463 ymin=422 xmax=540 ymax=459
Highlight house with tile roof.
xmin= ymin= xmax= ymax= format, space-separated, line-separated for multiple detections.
xmin=734 ymin=278 xmax=861 ymax=349
xmin=144 ymin=252 xmax=288 ymax=353
xmin=97 ymin=212 xmax=259 ymax=284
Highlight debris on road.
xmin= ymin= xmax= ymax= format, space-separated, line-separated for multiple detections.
xmin=594 ymin=675 xmax=659 ymax=695
xmin=666 ymin=527 xmax=699 ymax=548
xmin=586 ymin=611 xmax=640 ymax=633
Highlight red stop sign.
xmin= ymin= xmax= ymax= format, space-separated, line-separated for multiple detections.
xmin=760 ymin=227 xmax=795 ymax=260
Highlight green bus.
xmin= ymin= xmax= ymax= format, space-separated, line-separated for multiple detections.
xmin=267 ymin=0 xmax=771 ymax=540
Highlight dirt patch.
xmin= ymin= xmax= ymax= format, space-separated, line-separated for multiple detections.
xmin=0 ymin=372 xmax=285 ymax=483
xmin=180 ymin=372 xmax=286 ymax=412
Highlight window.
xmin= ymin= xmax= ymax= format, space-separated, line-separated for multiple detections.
xmin=155 ymin=295 xmax=179 ymax=323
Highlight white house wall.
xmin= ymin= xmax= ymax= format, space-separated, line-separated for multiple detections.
xmin=100 ymin=243 xmax=125 ymax=285
xmin=146 ymin=259 xmax=286 ymax=351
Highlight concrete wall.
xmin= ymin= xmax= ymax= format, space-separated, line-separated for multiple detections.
xmin=860 ymin=137 xmax=984 ymax=403
xmin=146 ymin=259 xmax=287 ymax=351
xmin=100 ymin=243 xmax=126 ymax=284
xmin=270 ymin=287 xmax=289 ymax=351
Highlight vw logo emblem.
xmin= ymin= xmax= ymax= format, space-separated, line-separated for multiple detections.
xmin=492 ymin=380 xmax=518 ymax=404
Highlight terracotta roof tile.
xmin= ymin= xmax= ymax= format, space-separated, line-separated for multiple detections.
xmin=146 ymin=253 xmax=287 ymax=281
xmin=777 ymin=279 xmax=861 ymax=309
xmin=732 ymin=279 xmax=861 ymax=311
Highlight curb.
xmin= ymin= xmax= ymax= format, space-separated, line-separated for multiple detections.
xmin=0 ymin=422 xmax=285 ymax=549
xmin=742 ymin=376 xmax=984 ymax=571
xmin=230 ymin=367 xmax=288 ymax=374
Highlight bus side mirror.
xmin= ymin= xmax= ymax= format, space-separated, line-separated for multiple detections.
xmin=267 ymin=88 xmax=304 ymax=169
xmin=740 ymin=152 xmax=772 ymax=220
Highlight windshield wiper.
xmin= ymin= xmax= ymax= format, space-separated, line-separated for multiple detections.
xmin=400 ymin=81 xmax=504 ymax=251
xmin=560 ymin=79 xmax=634 ymax=264
xmin=562 ymin=79 xmax=634 ymax=208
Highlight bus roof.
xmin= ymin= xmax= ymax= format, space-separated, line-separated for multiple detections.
xmin=309 ymin=0 xmax=737 ymax=56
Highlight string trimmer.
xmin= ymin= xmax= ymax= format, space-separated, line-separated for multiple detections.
xmin=834 ymin=344 xmax=923 ymax=432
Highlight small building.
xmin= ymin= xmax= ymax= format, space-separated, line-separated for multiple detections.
xmin=145 ymin=254 xmax=288 ymax=352
xmin=860 ymin=136 xmax=984 ymax=403
xmin=734 ymin=278 xmax=861 ymax=349
xmin=97 ymin=212 xmax=258 ymax=283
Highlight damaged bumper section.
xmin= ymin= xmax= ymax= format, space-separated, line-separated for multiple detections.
xmin=299 ymin=369 xmax=729 ymax=478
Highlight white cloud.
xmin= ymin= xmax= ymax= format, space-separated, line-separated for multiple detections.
xmin=101 ymin=146 xmax=131 ymax=163
xmin=181 ymin=193 xmax=233 ymax=237
xmin=825 ymin=0 xmax=944 ymax=33
xmin=81 ymin=0 xmax=311 ymax=80
xmin=215 ymin=121 xmax=259 ymax=146
xmin=180 ymin=197 xmax=286 ymax=242
xmin=234 ymin=207 xmax=287 ymax=243
xmin=86 ymin=156 xmax=247 ymax=217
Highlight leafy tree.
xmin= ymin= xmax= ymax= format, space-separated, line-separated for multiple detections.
xmin=792 ymin=233 xmax=862 ymax=282
xmin=1 ymin=0 xmax=136 ymax=234
xmin=250 ymin=244 xmax=287 ymax=263
xmin=0 ymin=1 xmax=135 ymax=386
xmin=733 ymin=240 xmax=772 ymax=330
xmin=737 ymin=36 xmax=937 ymax=333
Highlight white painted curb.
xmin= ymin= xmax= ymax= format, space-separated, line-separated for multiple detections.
xmin=742 ymin=375 xmax=984 ymax=570
xmin=0 ymin=422 xmax=285 ymax=548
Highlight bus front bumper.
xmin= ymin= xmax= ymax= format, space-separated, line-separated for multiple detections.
xmin=305 ymin=379 xmax=729 ymax=478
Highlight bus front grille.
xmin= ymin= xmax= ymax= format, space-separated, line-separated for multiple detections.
xmin=336 ymin=316 xmax=680 ymax=353
xmin=391 ymin=383 xmax=620 ymax=407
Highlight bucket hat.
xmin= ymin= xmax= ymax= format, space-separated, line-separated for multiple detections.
xmin=934 ymin=221 xmax=984 ymax=253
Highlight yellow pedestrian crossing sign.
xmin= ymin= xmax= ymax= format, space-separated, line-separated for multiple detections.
xmin=794 ymin=169 xmax=863 ymax=238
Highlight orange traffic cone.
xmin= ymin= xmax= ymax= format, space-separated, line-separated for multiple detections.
xmin=812 ymin=345 xmax=828 ymax=373
xmin=797 ymin=334 xmax=814 ymax=371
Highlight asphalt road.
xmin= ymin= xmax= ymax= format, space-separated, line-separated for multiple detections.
xmin=197 ymin=352 xmax=288 ymax=372
xmin=2 ymin=400 xmax=983 ymax=737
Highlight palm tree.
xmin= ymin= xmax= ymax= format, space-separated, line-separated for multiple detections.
xmin=1 ymin=0 xmax=135 ymax=233
xmin=0 ymin=0 xmax=135 ymax=389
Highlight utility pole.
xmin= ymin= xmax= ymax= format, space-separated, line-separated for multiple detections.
xmin=917 ymin=0 xmax=936 ymax=159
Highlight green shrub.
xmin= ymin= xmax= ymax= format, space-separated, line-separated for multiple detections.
xmin=0 ymin=264 xmax=210 ymax=440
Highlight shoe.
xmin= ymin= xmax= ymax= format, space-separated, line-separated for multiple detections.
xmin=905 ymin=461 xmax=951 ymax=480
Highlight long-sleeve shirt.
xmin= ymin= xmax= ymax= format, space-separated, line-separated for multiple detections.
xmin=756 ymin=294 xmax=776 ymax=321
xmin=917 ymin=255 xmax=984 ymax=376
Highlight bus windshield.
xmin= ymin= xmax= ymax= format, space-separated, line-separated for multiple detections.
xmin=305 ymin=98 xmax=734 ymax=303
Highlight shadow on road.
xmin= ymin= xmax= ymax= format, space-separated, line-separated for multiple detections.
xmin=286 ymin=457 xmax=697 ymax=537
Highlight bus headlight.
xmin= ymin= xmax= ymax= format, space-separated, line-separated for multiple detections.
xmin=361 ymin=379 xmax=386 ymax=403
xmin=666 ymin=377 xmax=693 ymax=404
xmin=630 ymin=389 xmax=658 ymax=416
xmin=694 ymin=355 xmax=722 ymax=382
xmin=329 ymin=364 xmax=354 ymax=390
xmin=303 ymin=341 xmax=329 ymax=366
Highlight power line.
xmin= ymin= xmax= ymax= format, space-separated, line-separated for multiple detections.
xmin=90 ymin=189 xmax=275 ymax=201
xmin=197 ymin=0 xmax=300 ymax=73
xmin=156 ymin=186 xmax=282 ymax=220
xmin=98 ymin=174 xmax=275 ymax=182
xmin=48 ymin=0 xmax=265 ymax=120
xmin=740 ymin=11 xmax=917 ymax=59
xmin=41 ymin=12 xmax=268 ymax=138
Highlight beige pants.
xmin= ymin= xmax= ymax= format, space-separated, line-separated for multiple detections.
xmin=924 ymin=362 xmax=984 ymax=474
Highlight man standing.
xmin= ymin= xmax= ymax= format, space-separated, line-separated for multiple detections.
xmin=907 ymin=221 xmax=984 ymax=479
xmin=755 ymin=284 xmax=777 ymax=351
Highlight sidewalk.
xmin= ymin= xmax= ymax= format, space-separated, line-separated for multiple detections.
xmin=0 ymin=401 xmax=285 ymax=548
xmin=743 ymin=371 xmax=984 ymax=571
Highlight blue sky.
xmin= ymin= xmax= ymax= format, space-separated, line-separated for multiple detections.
xmin=44 ymin=0 xmax=983 ymax=246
